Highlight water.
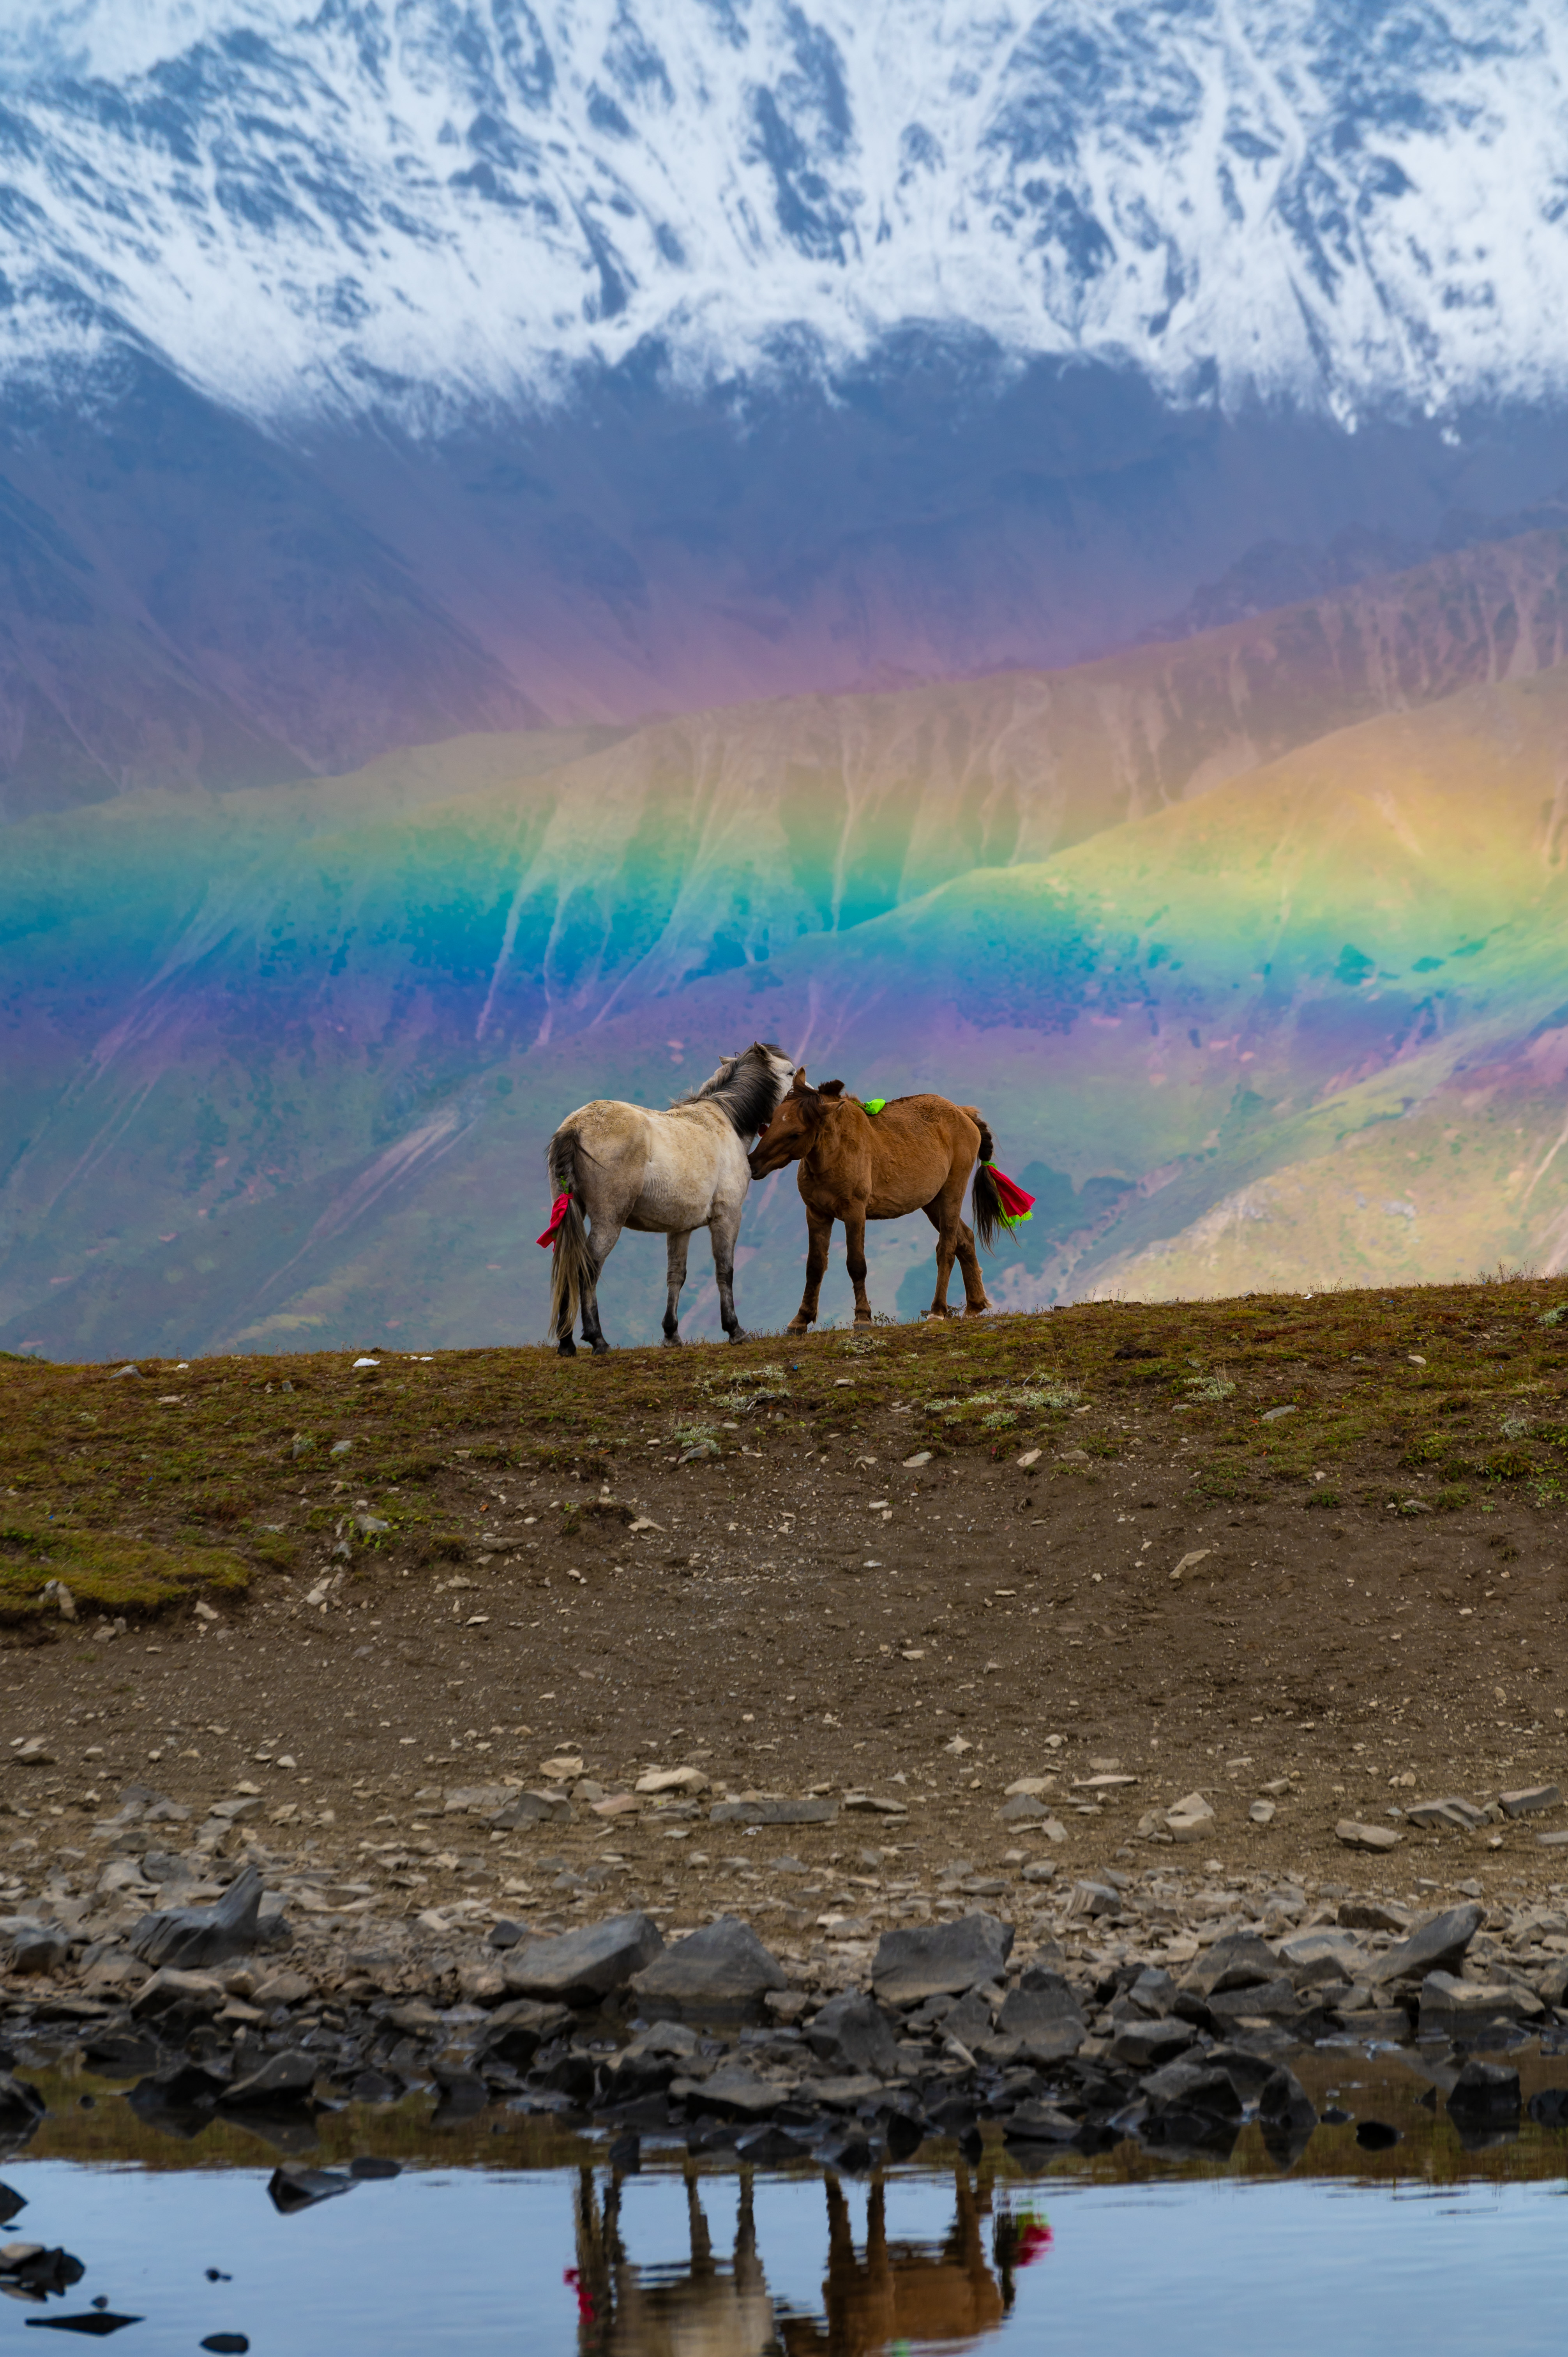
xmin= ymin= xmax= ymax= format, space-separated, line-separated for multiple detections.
xmin=5 ymin=2058 xmax=1568 ymax=2352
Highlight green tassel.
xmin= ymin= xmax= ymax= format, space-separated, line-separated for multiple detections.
xmin=864 ymin=1097 xmax=886 ymax=1115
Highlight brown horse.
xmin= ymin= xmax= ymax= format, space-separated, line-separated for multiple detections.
xmin=747 ymin=1071 xmax=1011 ymax=1328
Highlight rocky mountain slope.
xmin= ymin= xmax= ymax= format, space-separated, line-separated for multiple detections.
xmin=5 ymin=535 xmax=1568 ymax=1355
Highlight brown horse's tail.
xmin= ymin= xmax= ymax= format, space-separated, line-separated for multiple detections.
xmin=964 ymin=1108 xmax=1002 ymax=1252
xmin=546 ymin=1124 xmax=593 ymax=1340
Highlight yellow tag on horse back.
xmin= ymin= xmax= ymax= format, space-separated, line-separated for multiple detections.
xmin=863 ymin=1097 xmax=887 ymax=1115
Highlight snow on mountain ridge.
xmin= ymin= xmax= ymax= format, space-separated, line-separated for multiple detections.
xmin=2 ymin=1 xmax=1567 ymax=432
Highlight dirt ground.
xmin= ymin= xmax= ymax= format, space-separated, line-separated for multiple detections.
xmin=5 ymin=1277 xmax=1568 ymax=1935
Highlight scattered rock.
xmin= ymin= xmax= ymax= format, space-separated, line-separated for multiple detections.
xmin=1165 ymin=1792 xmax=1215 ymax=1841
xmin=634 ymin=1767 xmax=710 ymax=1796
xmin=1278 ymin=1928 xmax=1366 ymax=1988
xmin=1000 ymin=1794 xmax=1049 ymax=1825
xmin=1181 ymin=1933 xmax=1280 ymax=1999
xmin=489 ymin=1790 xmax=571 ymax=1830
xmin=11 ymin=1739 xmax=53 ymax=1767
xmin=842 ymin=1793 xmax=908 ymax=1816
xmin=129 ymin=1970 xmax=227 ymax=2020
xmin=1406 ymin=1797 xmax=1486 ymax=1830
xmin=0 ymin=1920 xmax=68 ymax=1976
xmin=503 ymin=1913 xmax=664 ymax=2004
xmin=1248 ymin=1800 xmax=1275 ymax=1825
xmin=1498 ymin=1784 xmax=1560 ymax=1817
xmin=251 ymin=1970 xmax=312 ymax=2007
xmin=871 ymin=1913 xmax=1014 ymax=2007
xmin=1335 ymin=1820 xmax=1401 ymax=1853
xmin=804 ymin=1993 xmax=903 ymax=2077
xmin=1108 ymin=2019 xmax=1195 ymax=2069
xmin=630 ymin=1916 xmax=787 ymax=2019
xmin=1337 ymin=1899 xmax=1411 ymax=1933
xmin=130 ymin=1865 xmax=267 ymax=1970
xmin=1418 ymin=1971 xmax=1542 ymax=2028
xmin=1365 ymin=1902 xmax=1483 ymax=1985
xmin=443 ymin=1785 xmax=510 ymax=1816
xmin=708 ymin=1796 xmax=838 ymax=1826
xmin=677 ymin=2065 xmax=785 ymax=2120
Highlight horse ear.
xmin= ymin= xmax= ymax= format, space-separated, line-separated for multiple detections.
xmin=790 ymin=1067 xmax=809 ymax=1093
xmin=819 ymin=1078 xmax=846 ymax=1099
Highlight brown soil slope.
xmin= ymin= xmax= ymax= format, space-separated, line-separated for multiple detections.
xmin=4 ymin=1277 xmax=1568 ymax=1926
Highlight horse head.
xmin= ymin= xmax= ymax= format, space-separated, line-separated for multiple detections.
xmin=748 ymin=1067 xmax=845 ymax=1177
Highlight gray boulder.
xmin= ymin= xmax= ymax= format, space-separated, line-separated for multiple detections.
xmin=0 ymin=1921 xmax=68 ymax=1977
xmin=871 ymin=1913 xmax=1014 ymax=2007
xmin=503 ymin=1912 xmax=664 ymax=2004
xmin=130 ymin=1864 xmax=266 ymax=1970
xmin=630 ymin=1916 xmax=787 ymax=2019
xmin=1367 ymin=1901 xmax=1483 ymax=1985
xmin=804 ymin=1992 xmax=903 ymax=2078
xmin=1180 ymin=1932 xmax=1280 ymax=1998
xmin=129 ymin=1969 xmax=226 ymax=2019
xmin=1278 ymin=1928 xmax=1367 ymax=1987
xmin=1108 ymin=2018 xmax=1194 ymax=2069
xmin=994 ymin=1970 xmax=1086 ymax=2060
xmin=1206 ymin=1974 xmax=1305 ymax=2024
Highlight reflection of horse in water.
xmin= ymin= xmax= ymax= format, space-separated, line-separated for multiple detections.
xmin=571 ymin=2162 xmax=1012 ymax=2357
xmin=572 ymin=2164 xmax=775 ymax=2357
xmin=777 ymin=2169 xmax=1005 ymax=2356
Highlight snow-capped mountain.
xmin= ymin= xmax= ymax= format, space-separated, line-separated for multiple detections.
xmin=6 ymin=2 xmax=1568 ymax=806
xmin=4 ymin=0 xmax=1568 ymax=428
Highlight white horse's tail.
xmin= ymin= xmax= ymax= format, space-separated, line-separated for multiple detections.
xmin=546 ymin=1123 xmax=593 ymax=1342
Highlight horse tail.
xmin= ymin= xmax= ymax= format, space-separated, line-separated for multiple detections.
xmin=963 ymin=1107 xmax=1001 ymax=1253
xmin=971 ymin=1161 xmax=1003 ymax=1254
xmin=546 ymin=1124 xmax=593 ymax=1339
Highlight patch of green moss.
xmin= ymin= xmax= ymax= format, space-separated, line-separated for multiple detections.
xmin=0 ymin=1523 xmax=251 ymax=1625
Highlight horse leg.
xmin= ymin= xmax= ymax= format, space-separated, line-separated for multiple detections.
xmin=709 ymin=1202 xmax=746 ymax=1342
xmin=921 ymin=1200 xmax=957 ymax=1317
xmin=580 ymin=1217 xmax=622 ymax=1355
xmin=954 ymin=1215 xmax=992 ymax=1315
xmin=844 ymin=1205 xmax=872 ymax=1323
xmin=788 ymin=1210 xmax=833 ymax=1332
xmin=662 ymin=1229 xmax=692 ymax=1345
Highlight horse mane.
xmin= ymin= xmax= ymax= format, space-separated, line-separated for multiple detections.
xmin=673 ymin=1042 xmax=790 ymax=1137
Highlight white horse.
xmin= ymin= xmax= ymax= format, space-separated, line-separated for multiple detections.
xmin=544 ymin=1041 xmax=795 ymax=1355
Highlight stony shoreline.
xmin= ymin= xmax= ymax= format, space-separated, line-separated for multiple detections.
xmin=5 ymin=1818 xmax=1568 ymax=2179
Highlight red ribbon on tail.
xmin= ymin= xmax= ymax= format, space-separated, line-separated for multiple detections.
xmin=984 ymin=1163 xmax=1035 ymax=1225
xmin=537 ymin=1191 xmax=573 ymax=1248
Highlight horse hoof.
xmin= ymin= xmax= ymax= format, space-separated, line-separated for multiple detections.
xmin=591 ymin=1339 xmax=611 ymax=1355
xmin=662 ymin=1332 xmax=682 ymax=1348
xmin=727 ymin=1328 xmax=750 ymax=1345
xmin=557 ymin=1338 xmax=577 ymax=1357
